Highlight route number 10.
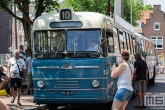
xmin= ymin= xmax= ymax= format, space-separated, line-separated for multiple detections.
xmin=60 ymin=9 xmax=72 ymax=20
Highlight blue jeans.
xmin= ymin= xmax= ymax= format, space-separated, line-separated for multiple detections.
xmin=114 ymin=88 xmax=133 ymax=102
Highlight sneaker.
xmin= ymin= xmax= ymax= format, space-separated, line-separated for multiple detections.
xmin=17 ymin=102 xmax=22 ymax=106
xmin=11 ymin=97 xmax=15 ymax=103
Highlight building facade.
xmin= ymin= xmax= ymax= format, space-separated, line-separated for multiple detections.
xmin=12 ymin=4 xmax=35 ymax=50
xmin=142 ymin=5 xmax=165 ymax=63
xmin=0 ymin=9 xmax=12 ymax=54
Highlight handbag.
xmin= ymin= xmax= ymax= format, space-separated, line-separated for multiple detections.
xmin=109 ymin=78 xmax=118 ymax=96
xmin=15 ymin=60 xmax=24 ymax=78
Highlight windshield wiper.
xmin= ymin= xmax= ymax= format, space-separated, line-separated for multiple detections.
xmin=55 ymin=37 xmax=63 ymax=56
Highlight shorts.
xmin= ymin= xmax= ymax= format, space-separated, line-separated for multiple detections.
xmin=26 ymin=74 xmax=32 ymax=85
xmin=114 ymin=88 xmax=133 ymax=102
xmin=134 ymin=80 xmax=147 ymax=91
xmin=10 ymin=78 xmax=22 ymax=88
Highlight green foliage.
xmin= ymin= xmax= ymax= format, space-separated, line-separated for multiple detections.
xmin=143 ymin=4 xmax=153 ymax=10
xmin=64 ymin=0 xmax=151 ymax=26
xmin=64 ymin=0 xmax=109 ymax=15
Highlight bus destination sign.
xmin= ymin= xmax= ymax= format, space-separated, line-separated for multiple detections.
xmin=49 ymin=21 xmax=83 ymax=28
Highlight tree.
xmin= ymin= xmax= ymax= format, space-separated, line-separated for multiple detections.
xmin=64 ymin=0 xmax=110 ymax=15
xmin=0 ymin=0 xmax=59 ymax=50
xmin=143 ymin=4 xmax=152 ymax=10
xmin=64 ymin=0 xmax=152 ymax=26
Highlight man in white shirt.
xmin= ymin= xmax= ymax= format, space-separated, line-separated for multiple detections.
xmin=86 ymin=38 xmax=98 ymax=51
xmin=7 ymin=50 xmax=26 ymax=106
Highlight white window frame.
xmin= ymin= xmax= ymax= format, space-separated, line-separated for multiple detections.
xmin=150 ymin=36 xmax=163 ymax=49
xmin=19 ymin=21 xmax=22 ymax=32
xmin=154 ymin=22 xmax=160 ymax=30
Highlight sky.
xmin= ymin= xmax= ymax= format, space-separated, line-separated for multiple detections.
xmin=144 ymin=0 xmax=165 ymax=12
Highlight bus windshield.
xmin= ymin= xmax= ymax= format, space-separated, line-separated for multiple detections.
xmin=67 ymin=29 xmax=101 ymax=52
xmin=34 ymin=30 xmax=65 ymax=53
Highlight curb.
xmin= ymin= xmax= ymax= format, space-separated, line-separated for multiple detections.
xmin=20 ymin=104 xmax=47 ymax=110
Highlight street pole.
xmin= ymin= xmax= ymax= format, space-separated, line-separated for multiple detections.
xmin=130 ymin=0 xmax=132 ymax=25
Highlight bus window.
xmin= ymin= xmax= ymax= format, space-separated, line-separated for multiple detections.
xmin=67 ymin=30 xmax=101 ymax=52
xmin=34 ymin=30 xmax=65 ymax=52
xmin=101 ymin=29 xmax=108 ymax=57
xmin=130 ymin=35 xmax=135 ymax=54
xmin=113 ymin=27 xmax=120 ymax=54
xmin=119 ymin=30 xmax=124 ymax=52
xmin=129 ymin=34 xmax=134 ymax=55
xmin=141 ymin=39 xmax=144 ymax=52
xmin=151 ymin=43 xmax=156 ymax=56
xmin=123 ymin=31 xmax=127 ymax=51
xmin=106 ymin=32 xmax=114 ymax=53
xmin=126 ymin=33 xmax=131 ymax=54
xmin=133 ymin=37 xmax=137 ymax=53
xmin=148 ymin=42 xmax=152 ymax=55
xmin=143 ymin=40 xmax=147 ymax=54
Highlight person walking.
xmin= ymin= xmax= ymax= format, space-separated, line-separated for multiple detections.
xmin=26 ymin=50 xmax=33 ymax=95
xmin=133 ymin=53 xmax=148 ymax=108
xmin=19 ymin=45 xmax=26 ymax=93
xmin=111 ymin=50 xmax=134 ymax=110
xmin=7 ymin=50 xmax=26 ymax=106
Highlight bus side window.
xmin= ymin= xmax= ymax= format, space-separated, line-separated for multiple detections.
xmin=129 ymin=34 xmax=133 ymax=55
xmin=152 ymin=43 xmax=156 ymax=56
xmin=123 ymin=31 xmax=127 ymax=51
xmin=101 ymin=29 xmax=108 ymax=57
xmin=119 ymin=30 xmax=124 ymax=52
xmin=113 ymin=27 xmax=120 ymax=54
xmin=133 ymin=37 xmax=137 ymax=54
xmin=126 ymin=33 xmax=131 ymax=54
xmin=106 ymin=32 xmax=114 ymax=53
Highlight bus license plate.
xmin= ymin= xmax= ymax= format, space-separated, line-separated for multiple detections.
xmin=61 ymin=91 xmax=75 ymax=95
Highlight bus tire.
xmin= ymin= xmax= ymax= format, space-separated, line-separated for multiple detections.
xmin=47 ymin=104 xmax=58 ymax=110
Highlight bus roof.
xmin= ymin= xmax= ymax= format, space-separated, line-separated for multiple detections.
xmin=32 ymin=12 xmax=113 ymax=31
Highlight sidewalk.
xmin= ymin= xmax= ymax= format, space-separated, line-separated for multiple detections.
xmin=0 ymin=90 xmax=47 ymax=110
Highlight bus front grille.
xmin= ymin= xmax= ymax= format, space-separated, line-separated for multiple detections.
xmin=54 ymin=80 xmax=80 ymax=88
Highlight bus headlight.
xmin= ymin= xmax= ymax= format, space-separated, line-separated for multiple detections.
xmin=92 ymin=80 xmax=99 ymax=88
xmin=37 ymin=81 xmax=45 ymax=88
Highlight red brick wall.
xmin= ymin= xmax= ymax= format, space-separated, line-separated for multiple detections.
xmin=0 ymin=9 xmax=12 ymax=54
xmin=142 ymin=5 xmax=165 ymax=57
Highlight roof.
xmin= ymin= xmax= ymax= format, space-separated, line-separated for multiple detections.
xmin=32 ymin=12 xmax=113 ymax=30
xmin=141 ymin=10 xmax=153 ymax=24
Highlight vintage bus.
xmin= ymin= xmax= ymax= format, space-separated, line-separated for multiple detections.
xmin=31 ymin=8 xmax=156 ymax=109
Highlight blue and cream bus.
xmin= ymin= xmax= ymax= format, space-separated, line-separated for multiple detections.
xmin=31 ymin=8 xmax=156 ymax=109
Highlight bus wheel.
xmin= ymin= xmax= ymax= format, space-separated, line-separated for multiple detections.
xmin=47 ymin=104 xmax=58 ymax=110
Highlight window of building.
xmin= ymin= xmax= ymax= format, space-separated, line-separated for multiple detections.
xmin=19 ymin=21 xmax=23 ymax=32
xmin=151 ymin=36 xmax=163 ymax=49
xmin=135 ymin=21 xmax=141 ymax=29
xmin=20 ymin=36 xmax=22 ymax=45
xmin=154 ymin=22 xmax=160 ymax=30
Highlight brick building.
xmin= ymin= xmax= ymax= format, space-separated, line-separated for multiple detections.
xmin=142 ymin=5 xmax=165 ymax=62
xmin=0 ymin=9 xmax=12 ymax=54
xmin=12 ymin=4 xmax=35 ymax=50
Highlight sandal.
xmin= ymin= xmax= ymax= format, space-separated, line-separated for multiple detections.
xmin=134 ymin=105 xmax=143 ymax=108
